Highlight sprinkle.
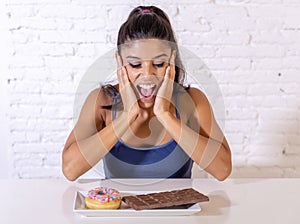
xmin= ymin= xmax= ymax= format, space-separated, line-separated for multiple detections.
xmin=86 ymin=187 xmax=121 ymax=202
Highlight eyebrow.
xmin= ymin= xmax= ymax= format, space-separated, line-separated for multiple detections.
xmin=126 ymin=53 xmax=169 ymax=60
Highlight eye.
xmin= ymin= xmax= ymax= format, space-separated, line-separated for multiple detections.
xmin=129 ymin=63 xmax=141 ymax=68
xmin=153 ymin=62 xmax=165 ymax=67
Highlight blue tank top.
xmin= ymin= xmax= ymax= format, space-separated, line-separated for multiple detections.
xmin=102 ymin=92 xmax=193 ymax=178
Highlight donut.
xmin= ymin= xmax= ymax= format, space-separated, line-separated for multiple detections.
xmin=85 ymin=187 xmax=122 ymax=209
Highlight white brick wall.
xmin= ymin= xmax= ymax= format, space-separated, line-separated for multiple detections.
xmin=2 ymin=0 xmax=300 ymax=178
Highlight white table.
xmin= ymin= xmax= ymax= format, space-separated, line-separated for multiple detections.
xmin=1 ymin=178 xmax=299 ymax=224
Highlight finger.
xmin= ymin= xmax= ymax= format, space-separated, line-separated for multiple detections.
xmin=169 ymin=50 xmax=176 ymax=81
xmin=164 ymin=66 xmax=171 ymax=80
xmin=121 ymin=66 xmax=130 ymax=84
xmin=116 ymin=53 xmax=124 ymax=85
xmin=171 ymin=50 xmax=176 ymax=66
xmin=117 ymin=67 xmax=124 ymax=90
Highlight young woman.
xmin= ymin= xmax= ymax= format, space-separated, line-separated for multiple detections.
xmin=62 ymin=6 xmax=232 ymax=181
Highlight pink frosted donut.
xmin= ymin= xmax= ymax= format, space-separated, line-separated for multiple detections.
xmin=85 ymin=187 xmax=122 ymax=209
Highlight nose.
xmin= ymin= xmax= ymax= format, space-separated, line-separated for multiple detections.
xmin=141 ymin=61 xmax=154 ymax=76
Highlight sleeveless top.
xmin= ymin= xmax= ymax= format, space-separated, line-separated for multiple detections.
xmin=102 ymin=91 xmax=193 ymax=178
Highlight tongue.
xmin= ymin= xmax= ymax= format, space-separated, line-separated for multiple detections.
xmin=140 ymin=88 xmax=153 ymax=97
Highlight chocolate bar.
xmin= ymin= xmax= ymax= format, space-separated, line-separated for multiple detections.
xmin=122 ymin=188 xmax=209 ymax=210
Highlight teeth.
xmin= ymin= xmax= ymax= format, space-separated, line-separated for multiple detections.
xmin=138 ymin=84 xmax=155 ymax=89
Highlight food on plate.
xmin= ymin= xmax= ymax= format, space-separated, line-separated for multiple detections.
xmin=122 ymin=188 xmax=209 ymax=210
xmin=85 ymin=187 xmax=122 ymax=209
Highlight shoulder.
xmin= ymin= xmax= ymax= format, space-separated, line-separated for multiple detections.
xmin=81 ymin=86 xmax=116 ymax=126
xmin=186 ymin=87 xmax=209 ymax=104
xmin=85 ymin=85 xmax=116 ymax=109
xmin=177 ymin=86 xmax=213 ymax=122
xmin=178 ymin=86 xmax=211 ymax=110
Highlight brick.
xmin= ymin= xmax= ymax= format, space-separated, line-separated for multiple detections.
xmin=251 ymin=58 xmax=284 ymax=70
xmin=215 ymin=0 xmax=252 ymax=5
xmin=10 ymin=93 xmax=74 ymax=106
xmin=219 ymin=83 xmax=248 ymax=96
xmin=9 ymin=104 xmax=42 ymax=118
xmin=6 ymin=5 xmax=38 ymax=18
xmin=9 ymin=30 xmax=35 ymax=44
xmin=43 ymin=56 xmax=93 ymax=69
xmin=204 ymin=58 xmax=251 ymax=70
xmin=38 ymin=5 xmax=90 ymax=19
xmin=230 ymin=166 xmax=284 ymax=178
xmin=251 ymin=30 xmax=283 ymax=45
xmin=245 ymin=144 xmax=287 ymax=156
xmin=8 ymin=79 xmax=41 ymax=94
xmin=15 ymin=167 xmax=62 ymax=179
xmin=231 ymin=154 xmax=248 ymax=167
xmin=282 ymin=167 xmax=299 ymax=178
xmin=224 ymin=96 xmax=250 ymax=108
xmin=10 ymin=131 xmax=41 ymax=143
xmin=226 ymin=133 xmax=245 ymax=145
xmin=9 ymin=18 xmax=73 ymax=31
xmin=14 ymin=153 xmax=44 ymax=167
xmin=225 ymin=120 xmax=257 ymax=133
xmin=287 ymin=135 xmax=300 ymax=145
xmin=10 ymin=118 xmax=72 ymax=132
xmin=254 ymin=18 xmax=284 ymax=31
xmin=249 ymin=0 xmax=282 ymax=3
xmin=247 ymin=5 xmax=298 ymax=18
xmin=106 ymin=5 xmax=134 ymax=30
xmin=40 ymin=105 xmax=73 ymax=119
xmin=74 ymin=44 xmax=97 ymax=57
xmin=179 ymin=30 xmax=250 ymax=45
xmin=41 ymin=131 xmax=69 ymax=143
xmin=43 ymin=153 xmax=62 ymax=166
xmin=72 ymin=0 xmax=142 ymax=5
xmin=39 ymin=30 xmax=106 ymax=43
xmin=6 ymin=0 xmax=70 ymax=4
xmin=285 ymin=44 xmax=300 ymax=56
xmin=285 ymin=146 xmax=300 ymax=155
xmin=247 ymin=155 xmax=300 ymax=168
xmin=216 ymin=45 xmax=285 ymax=58
xmin=73 ymin=18 xmax=106 ymax=31
xmin=275 ymin=69 xmax=300 ymax=82
xmin=230 ymin=145 xmax=245 ymax=156
xmin=248 ymin=83 xmax=281 ymax=96
xmin=12 ymin=142 xmax=64 ymax=153
xmin=226 ymin=108 xmax=257 ymax=120
xmin=184 ymin=45 xmax=216 ymax=58
xmin=283 ymin=56 xmax=300 ymax=69
xmin=282 ymin=9 xmax=300 ymax=29
xmin=257 ymin=119 xmax=300 ymax=135
xmin=218 ymin=70 xmax=283 ymax=84
xmin=8 ymin=55 xmax=44 ymax=68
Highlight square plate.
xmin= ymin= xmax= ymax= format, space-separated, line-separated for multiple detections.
xmin=73 ymin=190 xmax=201 ymax=217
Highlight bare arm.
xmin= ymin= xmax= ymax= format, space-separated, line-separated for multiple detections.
xmin=157 ymin=88 xmax=232 ymax=181
xmin=62 ymin=89 xmax=134 ymax=181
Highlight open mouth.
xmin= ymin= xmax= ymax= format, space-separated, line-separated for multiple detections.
xmin=136 ymin=83 xmax=157 ymax=99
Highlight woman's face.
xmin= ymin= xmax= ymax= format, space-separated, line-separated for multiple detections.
xmin=120 ymin=39 xmax=172 ymax=108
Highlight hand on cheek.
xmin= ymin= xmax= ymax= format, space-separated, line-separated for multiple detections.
xmin=154 ymin=51 xmax=176 ymax=117
xmin=115 ymin=52 xmax=140 ymax=122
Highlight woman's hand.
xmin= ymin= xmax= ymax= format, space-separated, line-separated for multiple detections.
xmin=153 ymin=51 xmax=176 ymax=117
xmin=116 ymin=52 xmax=140 ymax=123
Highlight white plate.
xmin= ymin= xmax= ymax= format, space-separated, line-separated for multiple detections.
xmin=73 ymin=190 xmax=201 ymax=217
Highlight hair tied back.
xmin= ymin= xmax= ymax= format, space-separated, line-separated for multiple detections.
xmin=141 ymin=9 xmax=152 ymax=13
